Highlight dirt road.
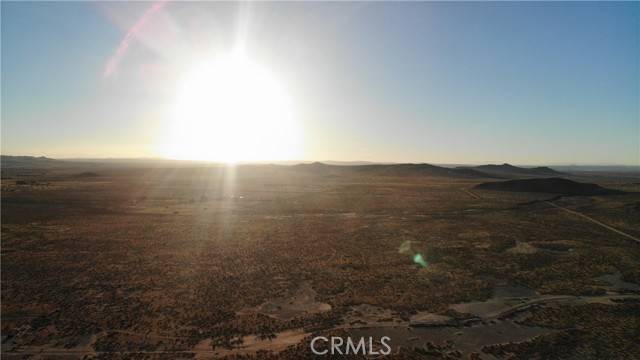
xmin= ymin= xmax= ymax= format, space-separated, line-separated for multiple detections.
xmin=545 ymin=201 xmax=640 ymax=244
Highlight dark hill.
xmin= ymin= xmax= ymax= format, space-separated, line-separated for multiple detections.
xmin=291 ymin=162 xmax=500 ymax=179
xmin=466 ymin=163 xmax=562 ymax=177
xmin=73 ymin=171 xmax=100 ymax=178
xmin=290 ymin=162 xmax=337 ymax=175
xmin=475 ymin=177 xmax=625 ymax=196
xmin=354 ymin=163 xmax=498 ymax=178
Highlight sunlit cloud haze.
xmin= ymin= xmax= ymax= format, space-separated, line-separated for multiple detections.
xmin=1 ymin=2 xmax=638 ymax=165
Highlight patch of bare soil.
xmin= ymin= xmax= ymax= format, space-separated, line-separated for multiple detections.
xmin=237 ymin=283 xmax=331 ymax=321
xmin=506 ymin=241 xmax=539 ymax=254
xmin=193 ymin=329 xmax=310 ymax=359
xmin=597 ymin=272 xmax=640 ymax=292
xmin=449 ymin=284 xmax=640 ymax=320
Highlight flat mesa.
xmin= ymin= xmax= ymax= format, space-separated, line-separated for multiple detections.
xmin=474 ymin=177 xmax=626 ymax=196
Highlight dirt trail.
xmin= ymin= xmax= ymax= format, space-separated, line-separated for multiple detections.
xmin=461 ymin=188 xmax=481 ymax=199
xmin=545 ymin=201 xmax=640 ymax=244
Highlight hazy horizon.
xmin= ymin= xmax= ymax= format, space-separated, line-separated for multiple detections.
xmin=3 ymin=154 xmax=639 ymax=169
xmin=2 ymin=2 xmax=639 ymax=165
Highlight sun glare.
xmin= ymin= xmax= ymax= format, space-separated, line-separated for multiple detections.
xmin=163 ymin=53 xmax=298 ymax=163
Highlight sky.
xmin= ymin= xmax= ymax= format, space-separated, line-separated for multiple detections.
xmin=2 ymin=1 xmax=638 ymax=165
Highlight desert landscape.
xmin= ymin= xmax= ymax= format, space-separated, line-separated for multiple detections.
xmin=2 ymin=156 xmax=639 ymax=359
xmin=2 ymin=3 xmax=638 ymax=358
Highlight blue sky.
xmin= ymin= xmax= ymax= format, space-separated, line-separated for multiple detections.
xmin=2 ymin=2 xmax=638 ymax=165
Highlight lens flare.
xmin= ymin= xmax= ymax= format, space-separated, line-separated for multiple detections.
xmin=399 ymin=240 xmax=428 ymax=268
xmin=413 ymin=253 xmax=428 ymax=268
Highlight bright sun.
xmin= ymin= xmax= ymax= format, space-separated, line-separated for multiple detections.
xmin=163 ymin=53 xmax=299 ymax=163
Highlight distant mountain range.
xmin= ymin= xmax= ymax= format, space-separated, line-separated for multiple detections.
xmin=1 ymin=155 xmax=62 ymax=168
xmin=9 ymin=156 xmax=637 ymax=180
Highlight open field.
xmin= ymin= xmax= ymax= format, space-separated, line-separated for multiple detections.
xmin=2 ymin=163 xmax=640 ymax=359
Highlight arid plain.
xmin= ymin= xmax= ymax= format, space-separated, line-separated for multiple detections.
xmin=2 ymin=158 xmax=639 ymax=359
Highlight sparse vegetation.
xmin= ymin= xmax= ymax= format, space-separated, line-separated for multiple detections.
xmin=2 ymin=164 xmax=639 ymax=358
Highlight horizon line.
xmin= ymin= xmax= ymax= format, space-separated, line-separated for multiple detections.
xmin=1 ymin=154 xmax=638 ymax=168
